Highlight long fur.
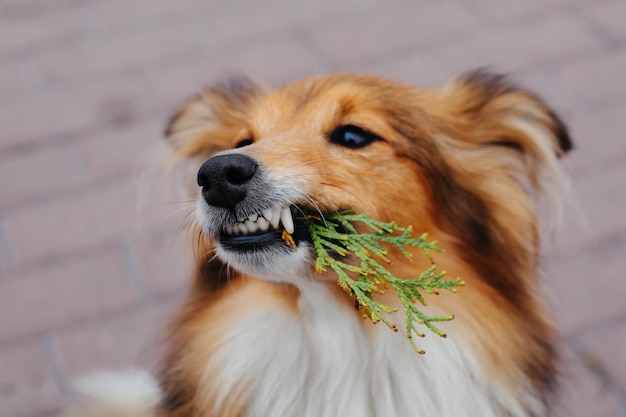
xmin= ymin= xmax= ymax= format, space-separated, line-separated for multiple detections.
xmin=68 ymin=70 xmax=571 ymax=417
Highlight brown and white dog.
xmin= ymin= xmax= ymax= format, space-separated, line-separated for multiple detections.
xmin=69 ymin=70 xmax=572 ymax=417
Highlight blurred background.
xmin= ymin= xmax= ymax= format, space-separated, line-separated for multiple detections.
xmin=1 ymin=0 xmax=625 ymax=416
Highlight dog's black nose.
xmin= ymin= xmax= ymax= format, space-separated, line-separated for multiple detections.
xmin=197 ymin=154 xmax=258 ymax=210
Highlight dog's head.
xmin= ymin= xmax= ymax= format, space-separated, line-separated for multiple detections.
xmin=166 ymin=71 xmax=571 ymax=297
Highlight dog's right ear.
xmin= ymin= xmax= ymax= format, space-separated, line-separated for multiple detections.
xmin=165 ymin=76 xmax=265 ymax=159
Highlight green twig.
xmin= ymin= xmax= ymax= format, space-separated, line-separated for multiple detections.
xmin=304 ymin=211 xmax=464 ymax=354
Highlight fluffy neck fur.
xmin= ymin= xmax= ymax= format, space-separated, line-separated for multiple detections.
xmin=157 ymin=250 xmax=549 ymax=417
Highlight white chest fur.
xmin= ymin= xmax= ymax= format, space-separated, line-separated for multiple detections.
xmin=210 ymin=282 xmax=526 ymax=417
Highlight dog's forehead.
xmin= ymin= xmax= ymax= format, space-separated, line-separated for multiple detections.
xmin=248 ymin=74 xmax=423 ymax=135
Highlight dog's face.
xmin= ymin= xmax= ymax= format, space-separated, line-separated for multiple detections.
xmin=167 ymin=72 xmax=571 ymax=290
xmin=158 ymin=72 xmax=572 ymax=417
xmin=184 ymin=76 xmax=436 ymax=282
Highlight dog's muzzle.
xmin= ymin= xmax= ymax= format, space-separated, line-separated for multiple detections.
xmin=195 ymin=153 xmax=317 ymax=279
xmin=195 ymin=153 xmax=308 ymax=253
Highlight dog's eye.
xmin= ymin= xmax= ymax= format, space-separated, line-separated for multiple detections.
xmin=330 ymin=125 xmax=378 ymax=149
xmin=235 ymin=138 xmax=254 ymax=148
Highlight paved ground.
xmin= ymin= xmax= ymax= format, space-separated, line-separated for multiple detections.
xmin=1 ymin=0 xmax=625 ymax=416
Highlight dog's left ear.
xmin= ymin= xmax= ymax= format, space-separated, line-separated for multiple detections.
xmin=436 ymin=69 xmax=573 ymax=219
xmin=424 ymin=70 xmax=573 ymax=302
xmin=441 ymin=69 xmax=573 ymax=157
xmin=165 ymin=76 xmax=266 ymax=159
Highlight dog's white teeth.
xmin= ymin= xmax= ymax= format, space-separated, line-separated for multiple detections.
xmin=280 ymin=206 xmax=295 ymax=235
xmin=244 ymin=219 xmax=258 ymax=234
xmin=262 ymin=208 xmax=273 ymax=221
xmin=257 ymin=216 xmax=270 ymax=231
xmin=269 ymin=208 xmax=281 ymax=229
xmin=224 ymin=206 xmax=294 ymax=236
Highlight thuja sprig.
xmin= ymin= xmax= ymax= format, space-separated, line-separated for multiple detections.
xmin=304 ymin=211 xmax=464 ymax=354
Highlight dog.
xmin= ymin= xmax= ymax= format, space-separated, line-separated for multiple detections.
xmin=68 ymin=70 xmax=572 ymax=417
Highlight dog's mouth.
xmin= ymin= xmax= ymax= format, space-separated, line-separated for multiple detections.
xmin=219 ymin=205 xmax=312 ymax=252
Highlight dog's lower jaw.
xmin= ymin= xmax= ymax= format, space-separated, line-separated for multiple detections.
xmin=198 ymin=279 xmax=542 ymax=417
xmin=214 ymin=240 xmax=316 ymax=285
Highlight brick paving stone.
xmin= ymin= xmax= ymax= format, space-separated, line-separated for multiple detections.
xmin=553 ymin=344 xmax=624 ymax=417
xmin=0 ymin=74 xmax=153 ymax=151
xmin=335 ymin=52 xmax=453 ymax=88
xmin=136 ymin=170 xmax=196 ymax=238
xmin=0 ymin=342 xmax=63 ymax=417
xmin=544 ymin=238 xmax=626 ymax=335
xmin=462 ymin=0 xmax=570 ymax=22
xmin=213 ymin=35 xmax=326 ymax=87
xmin=3 ymin=178 xmax=185 ymax=267
xmin=0 ymin=7 xmax=88 ymax=59
xmin=584 ymin=1 xmax=626 ymax=42
xmin=582 ymin=321 xmax=626 ymax=395
xmin=432 ymin=15 xmax=603 ymax=74
xmin=0 ymin=145 xmax=82 ymax=210
xmin=0 ymin=237 xmax=12 ymax=277
xmin=53 ymin=297 xmax=181 ymax=378
xmin=190 ymin=0 xmax=374 ymax=50
xmin=463 ymin=0 xmax=619 ymax=23
xmin=563 ymin=102 xmax=626 ymax=177
xmin=145 ymin=35 xmax=324 ymax=106
xmin=73 ymin=118 xmax=165 ymax=183
xmin=0 ymin=250 xmax=140 ymax=344
xmin=555 ymin=49 xmax=626 ymax=106
xmin=1 ymin=0 xmax=77 ymax=15
xmin=31 ymin=16 xmax=209 ymax=88
xmin=3 ymin=181 xmax=137 ymax=266
xmin=132 ymin=229 xmax=193 ymax=296
xmin=306 ymin=2 xmax=479 ymax=66
xmin=513 ymin=70 xmax=583 ymax=119
xmin=554 ymin=163 xmax=626 ymax=252
xmin=142 ymin=54 xmax=222 ymax=111
xmin=0 ymin=61 xmax=26 ymax=98
xmin=88 ymin=0 xmax=201 ymax=33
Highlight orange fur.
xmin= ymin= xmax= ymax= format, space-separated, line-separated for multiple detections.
xmin=152 ymin=71 xmax=571 ymax=416
xmin=150 ymin=71 xmax=571 ymax=417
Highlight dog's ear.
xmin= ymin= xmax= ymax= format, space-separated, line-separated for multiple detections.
xmin=418 ymin=70 xmax=573 ymax=310
xmin=442 ymin=69 xmax=572 ymax=156
xmin=165 ymin=76 xmax=265 ymax=159
xmin=439 ymin=69 xmax=572 ymax=201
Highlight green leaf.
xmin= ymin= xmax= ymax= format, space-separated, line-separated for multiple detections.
xmin=303 ymin=211 xmax=464 ymax=354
